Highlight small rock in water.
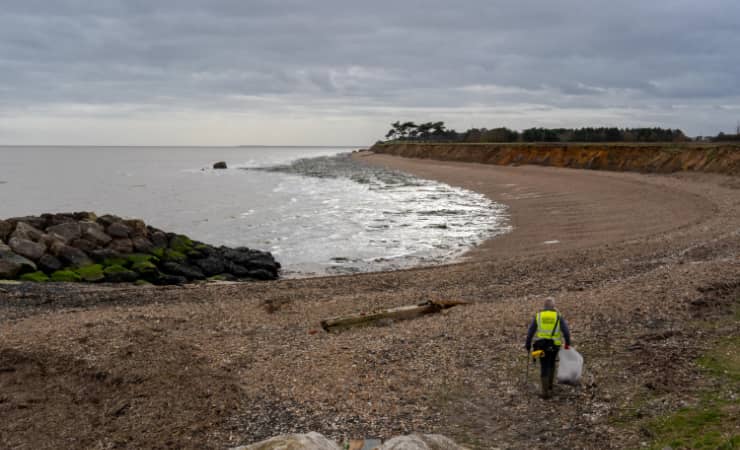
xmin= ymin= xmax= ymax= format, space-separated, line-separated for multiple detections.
xmin=213 ymin=161 xmax=227 ymax=169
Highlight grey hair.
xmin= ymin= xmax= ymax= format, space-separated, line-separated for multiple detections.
xmin=544 ymin=297 xmax=556 ymax=309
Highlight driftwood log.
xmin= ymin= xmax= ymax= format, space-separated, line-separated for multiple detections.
xmin=320 ymin=300 xmax=469 ymax=332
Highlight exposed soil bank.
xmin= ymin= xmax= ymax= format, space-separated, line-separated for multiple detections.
xmin=1 ymin=156 xmax=738 ymax=449
xmin=371 ymin=142 xmax=740 ymax=175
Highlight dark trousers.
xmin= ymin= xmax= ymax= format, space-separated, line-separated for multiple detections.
xmin=540 ymin=347 xmax=559 ymax=378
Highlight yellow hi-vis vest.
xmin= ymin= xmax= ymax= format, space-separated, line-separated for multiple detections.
xmin=535 ymin=310 xmax=562 ymax=346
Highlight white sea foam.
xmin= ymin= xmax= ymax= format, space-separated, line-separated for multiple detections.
xmin=249 ymin=153 xmax=511 ymax=275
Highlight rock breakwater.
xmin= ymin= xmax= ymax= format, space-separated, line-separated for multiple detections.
xmin=371 ymin=142 xmax=740 ymax=175
xmin=0 ymin=212 xmax=279 ymax=285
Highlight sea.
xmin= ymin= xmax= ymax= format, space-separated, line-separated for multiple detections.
xmin=0 ymin=146 xmax=510 ymax=277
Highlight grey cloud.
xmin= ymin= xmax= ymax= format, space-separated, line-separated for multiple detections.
xmin=1 ymin=0 xmax=739 ymax=139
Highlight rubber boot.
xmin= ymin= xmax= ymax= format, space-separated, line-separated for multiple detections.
xmin=541 ymin=376 xmax=552 ymax=399
xmin=548 ymin=371 xmax=555 ymax=393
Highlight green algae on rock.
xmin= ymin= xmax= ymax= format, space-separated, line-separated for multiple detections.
xmin=51 ymin=269 xmax=82 ymax=282
xmin=19 ymin=271 xmax=49 ymax=282
xmin=77 ymin=264 xmax=105 ymax=282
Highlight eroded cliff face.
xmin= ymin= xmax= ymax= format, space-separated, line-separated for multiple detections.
xmin=371 ymin=142 xmax=740 ymax=175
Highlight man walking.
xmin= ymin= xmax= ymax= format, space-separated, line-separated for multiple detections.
xmin=525 ymin=297 xmax=572 ymax=398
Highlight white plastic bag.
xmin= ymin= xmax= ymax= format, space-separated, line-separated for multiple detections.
xmin=557 ymin=347 xmax=583 ymax=385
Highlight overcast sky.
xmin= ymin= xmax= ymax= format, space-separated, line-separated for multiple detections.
xmin=1 ymin=0 xmax=739 ymax=145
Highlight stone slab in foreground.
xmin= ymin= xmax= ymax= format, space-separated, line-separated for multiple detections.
xmin=233 ymin=432 xmax=470 ymax=450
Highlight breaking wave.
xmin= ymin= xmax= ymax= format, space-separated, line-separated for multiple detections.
xmin=244 ymin=153 xmax=510 ymax=276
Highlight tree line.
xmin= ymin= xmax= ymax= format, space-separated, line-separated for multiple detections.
xmin=710 ymin=132 xmax=740 ymax=142
xmin=383 ymin=121 xmax=690 ymax=143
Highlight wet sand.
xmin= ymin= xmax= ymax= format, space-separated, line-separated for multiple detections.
xmin=1 ymin=153 xmax=738 ymax=449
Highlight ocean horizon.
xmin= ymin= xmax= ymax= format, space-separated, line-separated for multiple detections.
xmin=0 ymin=145 xmax=509 ymax=276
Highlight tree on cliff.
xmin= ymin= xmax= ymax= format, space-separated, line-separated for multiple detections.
xmin=385 ymin=121 xmax=402 ymax=140
xmin=385 ymin=121 xmax=451 ymax=141
xmin=385 ymin=121 xmax=418 ymax=140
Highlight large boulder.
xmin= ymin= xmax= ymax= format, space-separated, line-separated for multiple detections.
xmin=73 ymin=211 xmax=97 ymax=222
xmin=192 ymin=256 xmax=226 ymax=277
xmin=46 ymin=222 xmax=82 ymax=243
xmin=81 ymin=223 xmax=113 ymax=246
xmin=150 ymin=231 xmax=168 ymax=248
xmin=223 ymin=247 xmax=280 ymax=276
xmin=96 ymin=214 xmax=123 ymax=228
xmin=124 ymin=219 xmax=147 ymax=237
xmin=188 ymin=242 xmax=215 ymax=259
xmin=161 ymin=262 xmax=205 ymax=280
xmin=8 ymin=216 xmax=46 ymax=230
xmin=8 ymin=237 xmax=46 ymax=261
xmin=88 ymin=248 xmax=119 ymax=263
xmin=221 ymin=247 xmax=250 ymax=263
xmin=108 ymin=238 xmax=134 ymax=254
xmin=11 ymin=222 xmax=44 ymax=242
xmin=107 ymin=222 xmax=132 ymax=238
xmin=248 ymin=256 xmax=279 ymax=277
xmin=40 ymin=233 xmax=66 ymax=249
xmin=52 ymin=243 xmax=93 ymax=268
xmin=71 ymin=238 xmax=97 ymax=252
xmin=380 ymin=434 xmax=470 ymax=450
xmin=79 ymin=220 xmax=103 ymax=234
xmin=38 ymin=254 xmax=63 ymax=273
xmin=45 ymin=213 xmax=76 ymax=226
xmin=0 ymin=219 xmax=12 ymax=242
xmin=232 ymin=433 xmax=469 ymax=450
xmin=233 ymin=432 xmax=341 ymax=450
xmin=226 ymin=262 xmax=250 ymax=277
xmin=0 ymin=250 xmax=37 ymax=278
xmin=132 ymin=236 xmax=154 ymax=253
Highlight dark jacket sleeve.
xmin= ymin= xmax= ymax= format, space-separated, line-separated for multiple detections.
xmin=560 ymin=316 xmax=572 ymax=346
xmin=525 ymin=317 xmax=537 ymax=350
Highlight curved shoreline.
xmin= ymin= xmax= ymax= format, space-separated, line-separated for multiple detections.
xmin=354 ymin=151 xmax=715 ymax=261
xmin=1 ymin=156 xmax=738 ymax=449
